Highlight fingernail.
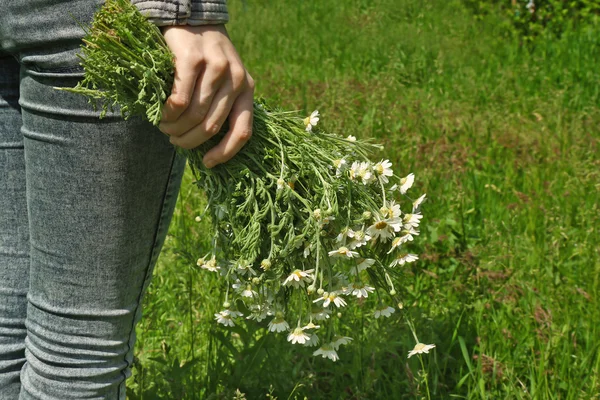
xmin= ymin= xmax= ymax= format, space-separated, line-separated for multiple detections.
xmin=203 ymin=158 xmax=215 ymax=169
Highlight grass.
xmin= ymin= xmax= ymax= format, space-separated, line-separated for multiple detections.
xmin=126 ymin=0 xmax=600 ymax=398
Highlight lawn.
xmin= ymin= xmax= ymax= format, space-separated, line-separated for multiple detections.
xmin=127 ymin=0 xmax=600 ymax=398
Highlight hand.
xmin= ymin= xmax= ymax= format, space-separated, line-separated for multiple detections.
xmin=159 ymin=25 xmax=254 ymax=168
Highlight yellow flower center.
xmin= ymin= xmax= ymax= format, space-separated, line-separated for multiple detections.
xmin=375 ymin=221 xmax=388 ymax=229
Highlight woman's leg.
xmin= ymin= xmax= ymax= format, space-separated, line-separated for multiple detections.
xmin=19 ymin=65 xmax=186 ymax=399
xmin=0 ymin=1 xmax=187 ymax=398
xmin=0 ymin=53 xmax=29 ymax=400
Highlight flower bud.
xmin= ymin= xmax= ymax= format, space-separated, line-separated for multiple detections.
xmin=317 ymin=288 xmax=325 ymax=295
xmin=397 ymin=302 xmax=404 ymax=310
xmin=313 ymin=208 xmax=322 ymax=220
xmin=223 ymin=301 xmax=231 ymax=308
xmin=307 ymin=285 xmax=316 ymax=294
xmin=194 ymin=216 xmax=201 ymax=222
xmin=276 ymin=178 xmax=286 ymax=190
xmin=337 ymin=312 xmax=342 ymax=318
xmin=389 ymin=289 xmax=397 ymax=296
xmin=252 ymin=277 xmax=260 ymax=285
xmin=260 ymin=259 xmax=271 ymax=271
xmin=362 ymin=211 xmax=372 ymax=220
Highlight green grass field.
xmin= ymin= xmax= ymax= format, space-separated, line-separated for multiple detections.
xmin=127 ymin=0 xmax=600 ymax=398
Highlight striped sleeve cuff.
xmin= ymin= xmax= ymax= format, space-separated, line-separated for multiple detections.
xmin=189 ymin=0 xmax=229 ymax=25
xmin=131 ymin=0 xmax=229 ymax=26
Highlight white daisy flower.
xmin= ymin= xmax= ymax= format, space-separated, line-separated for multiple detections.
xmin=336 ymin=227 xmax=354 ymax=243
xmin=389 ymin=253 xmax=419 ymax=268
xmin=399 ymin=173 xmax=415 ymax=194
xmin=328 ymin=246 xmax=359 ymax=259
xmin=374 ymin=305 xmax=395 ymax=318
xmin=283 ymin=269 xmax=315 ymax=288
xmin=198 ymin=256 xmax=221 ymax=272
xmin=287 ymin=327 xmax=310 ymax=344
xmin=313 ymin=291 xmax=347 ymax=308
xmin=310 ymin=307 xmax=332 ymax=321
xmin=214 ymin=309 xmax=242 ymax=327
xmin=387 ymin=236 xmax=403 ymax=254
xmin=358 ymin=161 xmax=375 ymax=185
xmin=304 ymin=333 xmax=320 ymax=347
xmin=241 ymin=285 xmax=257 ymax=298
xmin=237 ymin=262 xmax=257 ymax=277
xmin=412 ymin=194 xmax=426 ymax=212
xmin=333 ymin=158 xmax=348 ymax=177
xmin=214 ymin=311 xmax=234 ymax=326
xmin=349 ymin=258 xmax=375 ymax=275
xmin=348 ymin=229 xmax=371 ymax=249
xmin=313 ymin=344 xmax=339 ymax=361
xmin=304 ymin=110 xmax=320 ymax=132
xmin=350 ymin=283 xmax=375 ymax=298
xmin=268 ymin=316 xmax=290 ymax=333
xmin=366 ymin=217 xmax=402 ymax=242
xmin=301 ymin=321 xmax=321 ymax=330
xmin=346 ymin=135 xmax=357 ymax=142
xmin=407 ymin=343 xmax=436 ymax=358
xmin=348 ymin=161 xmax=361 ymax=181
xmin=373 ymin=159 xmax=393 ymax=184
xmin=398 ymin=227 xmax=419 ymax=244
xmin=380 ymin=200 xmax=402 ymax=219
xmin=403 ymin=213 xmax=423 ymax=229
xmin=331 ymin=335 xmax=353 ymax=350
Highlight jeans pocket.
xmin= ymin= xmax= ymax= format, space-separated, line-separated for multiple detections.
xmin=0 ymin=0 xmax=102 ymax=74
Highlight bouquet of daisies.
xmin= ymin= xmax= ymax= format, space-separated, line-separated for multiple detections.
xmin=62 ymin=0 xmax=426 ymax=362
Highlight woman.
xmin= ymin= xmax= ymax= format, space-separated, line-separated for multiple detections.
xmin=0 ymin=0 xmax=254 ymax=398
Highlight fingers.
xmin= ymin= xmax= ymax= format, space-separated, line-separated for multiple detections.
xmin=159 ymin=24 xmax=254 ymax=165
xmin=159 ymin=64 xmax=223 ymax=136
xmin=202 ymin=75 xmax=255 ymax=168
xmin=161 ymin=57 xmax=200 ymax=123
xmin=168 ymin=80 xmax=237 ymax=150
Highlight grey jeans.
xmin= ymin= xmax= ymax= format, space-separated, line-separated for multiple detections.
xmin=0 ymin=1 xmax=186 ymax=398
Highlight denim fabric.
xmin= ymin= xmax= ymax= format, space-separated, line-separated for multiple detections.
xmin=0 ymin=1 xmax=186 ymax=398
